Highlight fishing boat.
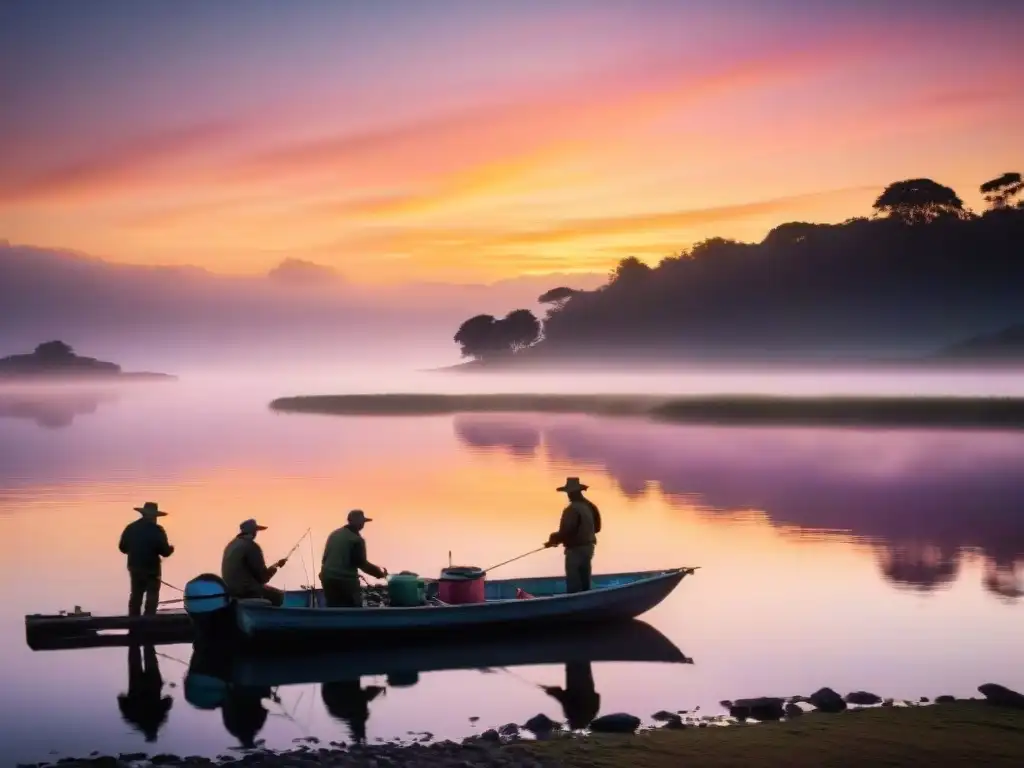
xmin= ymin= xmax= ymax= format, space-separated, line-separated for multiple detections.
xmin=183 ymin=567 xmax=696 ymax=651
xmin=185 ymin=619 xmax=691 ymax=698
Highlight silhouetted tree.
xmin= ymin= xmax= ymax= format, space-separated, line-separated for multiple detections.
xmin=981 ymin=172 xmax=1023 ymax=210
xmin=609 ymin=256 xmax=652 ymax=286
xmin=872 ymin=178 xmax=968 ymax=224
xmin=453 ymin=310 xmax=541 ymax=359
xmin=34 ymin=340 xmax=74 ymax=360
xmin=538 ymin=286 xmax=579 ymax=306
xmin=454 ymin=314 xmax=500 ymax=360
xmin=497 ymin=309 xmax=541 ymax=352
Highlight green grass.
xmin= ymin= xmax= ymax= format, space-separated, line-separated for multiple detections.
xmin=521 ymin=703 xmax=1024 ymax=768
xmin=268 ymin=393 xmax=1024 ymax=429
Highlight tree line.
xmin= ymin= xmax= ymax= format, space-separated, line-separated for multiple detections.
xmin=453 ymin=172 xmax=1024 ymax=361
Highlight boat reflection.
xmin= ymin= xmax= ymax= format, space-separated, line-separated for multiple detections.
xmin=184 ymin=620 xmax=692 ymax=744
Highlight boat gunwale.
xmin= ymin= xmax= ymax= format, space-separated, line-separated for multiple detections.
xmin=251 ymin=566 xmax=695 ymax=616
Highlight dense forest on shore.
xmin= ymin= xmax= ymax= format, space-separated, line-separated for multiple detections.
xmin=452 ymin=174 xmax=1024 ymax=364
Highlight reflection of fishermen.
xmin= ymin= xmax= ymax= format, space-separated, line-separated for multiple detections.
xmin=321 ymin=680 xmax=385 ymax=743
xmin=544 ymin=477 xmax=601 ymax=593
xmin=221 ymin=685 xmax=275 ymax=749
xmin=117 ymin=644 xmax=173 ymax=741
xmin=542 ymin=661 xmax=600 ymax=730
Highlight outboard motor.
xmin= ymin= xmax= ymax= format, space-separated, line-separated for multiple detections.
xmin=183 ymin=573 xmax=237 ymax=649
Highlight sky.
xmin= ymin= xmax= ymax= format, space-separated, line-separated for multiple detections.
xmin=0 ymin=0 xmax=1021 ymax=284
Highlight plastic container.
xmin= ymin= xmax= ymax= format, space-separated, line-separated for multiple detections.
xmin=438 ymin=566 xmax=486 ymax=604
xmin=388 ymin=572 xmax=426 ymax=607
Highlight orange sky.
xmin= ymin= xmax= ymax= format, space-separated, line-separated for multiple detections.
xmin=0 ymin=2 xmax=1021 ymax=284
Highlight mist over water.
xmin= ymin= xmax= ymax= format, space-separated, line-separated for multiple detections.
xmin=1 ymin=358 xmax=1023 ymax=762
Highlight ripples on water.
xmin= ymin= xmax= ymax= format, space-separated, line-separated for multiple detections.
xmin=0 ymin=372 xmax=1022 ymax=762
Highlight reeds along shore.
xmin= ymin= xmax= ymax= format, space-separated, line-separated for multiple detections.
xmin=269 ymin=393 xmax=1024 ymax=430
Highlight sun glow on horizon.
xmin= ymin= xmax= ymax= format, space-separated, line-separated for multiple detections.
xmin=0 ymin=1 xmax=1021 ymax=284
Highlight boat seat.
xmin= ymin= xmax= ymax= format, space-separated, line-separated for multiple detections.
xmin=237 ymin=598 xmax=273 ymax=606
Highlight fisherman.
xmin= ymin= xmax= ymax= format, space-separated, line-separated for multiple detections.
xmin=118 ymin=501 xmax=175 ymax=616
xmin=544 ymin=477 xmax=601 ymax=593
xmin=320 ymin=509 xmax=388 ymax=607
xmin=221 ymin=519 xmax=288 ymax=607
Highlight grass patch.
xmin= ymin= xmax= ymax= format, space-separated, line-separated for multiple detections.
xmin=524 ymin=703 xmax=1024 ymax=767
xmin=269 ymin=393 xmax=1024 ymax=429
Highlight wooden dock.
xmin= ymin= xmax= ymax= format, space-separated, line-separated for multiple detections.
xmin=25 ymin=609 xmax=194 ymax=651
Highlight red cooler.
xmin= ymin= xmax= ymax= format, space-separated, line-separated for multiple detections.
xmin=438 ymin=566 xmax=486 ymax=604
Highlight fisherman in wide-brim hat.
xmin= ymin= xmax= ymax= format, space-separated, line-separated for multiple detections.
xmin=544 ymin=478 xmax=602 ymax=593
xmin=118 ymin=502 xmax=175 ymax=616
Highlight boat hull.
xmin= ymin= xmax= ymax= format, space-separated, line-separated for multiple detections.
xmin=224 ymin=568 xmax=692 ymax=650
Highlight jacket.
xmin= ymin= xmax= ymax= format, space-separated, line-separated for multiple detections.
xmin=222 ymin=535 xmax=275 ymax=597
xmin=320 ymin=525 xmax=385 ymax=582
xmin=549 ymin=499 xmax=600 ymax=549
xmin=118 ymin=518 xmax=174 ymax=575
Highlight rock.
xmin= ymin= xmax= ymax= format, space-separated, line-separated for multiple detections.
xmin=979 ymin=683 xmax=1024 ymax=709
xmin=523 ymin=713 xmax=559 ymax=734
xmin=936 ymin=695 xmax=956 ymax=704
xmin=845 ymin=691 xmax=882 ymax=706
xmin=808 ymin=687 xmax=847 ymax=713
xmin=784 ymin=703 xmax=803 ymax=718
xmin=651 ymin=710 xmax=677 ymax=722
xmin=590 ymin=713 xmax=642 ymax=733
xmin=729 ymin=697 xmax=785 ymax=721
xmin=498 ymin=723 xmax=519 ymax=737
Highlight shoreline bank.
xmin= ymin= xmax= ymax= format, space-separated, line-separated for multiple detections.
xmin=269 ymin=393 xmax=1024 ymax=430
xmin=27 ymin=697 xmax=1024 ymax=768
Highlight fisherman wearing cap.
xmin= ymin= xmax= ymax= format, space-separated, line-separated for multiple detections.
xmin=221 ymin=519 xmax=288 ymax=607
xmin=319 ymin=510 xmax=388 ymax=607
xmin=118 ymin=501 xmax=175 ymax=616
xmin=544 ymin=477 xmax=602 ymax=593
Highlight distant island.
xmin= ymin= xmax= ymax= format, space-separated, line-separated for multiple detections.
xmin=443 ymin=172 xmax=1024 ymax=371
xmin=0 ymin=341 xmax=175 ymax=381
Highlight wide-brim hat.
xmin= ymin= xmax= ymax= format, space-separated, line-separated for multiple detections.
xmin=134 ymin=501 xmax=167 ymax=517
xmin=556 ymin=477 xmax=588 ymax=493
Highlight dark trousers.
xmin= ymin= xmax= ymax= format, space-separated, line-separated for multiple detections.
xmin=322 ymin=578 xmax=363 ymax=607
xmin=129 ymin=570 xmax=161 ymax=617
xmin=234 ymin=585 xmax=285 ymax=607
xmin=564 ymin=545 xmax=595 ymax=593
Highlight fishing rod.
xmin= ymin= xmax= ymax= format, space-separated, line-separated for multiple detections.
xmin=483 ymin=546 xmax=548 ymax=574
xmin=157 ymin=528 xmax=313 ymax=605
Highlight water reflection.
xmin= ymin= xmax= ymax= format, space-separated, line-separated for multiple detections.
xmin=454 ymin=414 xmax=1024 ymax=601
xmin=0 ymin=389 xmax=118 ymax=429
xmin=183 ymin=620 xmax=690 ymax=745
xmin=117 ymin=644 xmax=173 ymax=742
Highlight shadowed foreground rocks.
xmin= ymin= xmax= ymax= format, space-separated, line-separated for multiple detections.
xmin=23 ymin=684 xmax=1024 ymax=768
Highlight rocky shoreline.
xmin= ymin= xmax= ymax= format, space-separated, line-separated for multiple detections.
xmin=21 ymin=683 xmax=1024 ymax=768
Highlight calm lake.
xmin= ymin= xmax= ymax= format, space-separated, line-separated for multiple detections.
xmin=2 ymin=369 xmax=1023 ymax=763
